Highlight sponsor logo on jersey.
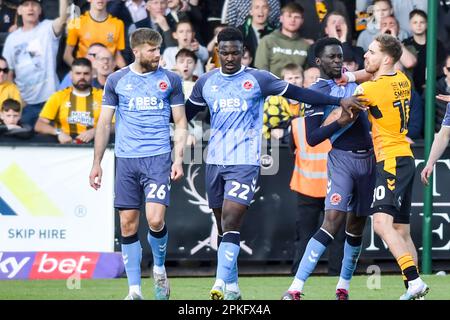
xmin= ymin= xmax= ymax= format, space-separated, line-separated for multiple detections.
xmin=212 ymin=98 xmax=248 ymax=112
xmin=128 ymin=96 xmax=164 ymax=111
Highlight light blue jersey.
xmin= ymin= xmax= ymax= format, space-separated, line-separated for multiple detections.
xmin=189 ymin=66 xmax=288 ymax=165
xmin=102 ymin=66 xmax=184 ymax=158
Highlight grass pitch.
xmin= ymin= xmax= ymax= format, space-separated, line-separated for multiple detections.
xmin=0 ymin=275 xmax=449 ymax=300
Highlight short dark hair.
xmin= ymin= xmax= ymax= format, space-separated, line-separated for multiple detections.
xmin=314 ymin=37 xmax=342 ymax=58
xmin=409 ymin=9 xmax=427 ymax=21
xmin=175 ymin=18 xmax=194 ymax=31
xmin=0 ymin=56 xmax=7 ymax=64
xmin=217 ymin=27 xmax=244 ymax=43
xmin=1 ymin=99 xmax=21 ymax=113
xmin=375 ymin=33 xmax=403 ymax=63
xmin=281 ymin=2 xmax=304 ymax=15
xmin=175 ymin=48 xmax=198 ymax=63
xmin=72 ymin=57 xmax=92 ymax=69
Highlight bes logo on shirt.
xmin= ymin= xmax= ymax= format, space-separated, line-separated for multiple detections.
xmin=128 ymin=96 xmax=164 ymax=111
xmin=213 ymin=98 xmax=248 ymax=112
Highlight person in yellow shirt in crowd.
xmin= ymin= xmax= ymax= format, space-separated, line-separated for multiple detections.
xmin=0 ymin=56 xmax=22 ymax=107
xmin=64 ymin=0 xmax=126 ymax=68
xmin=34 ymin=58 xmax=103 ymax=144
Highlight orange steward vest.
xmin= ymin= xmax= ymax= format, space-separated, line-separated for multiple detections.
xmin=290 ymin=117 xmax=331 ymax=198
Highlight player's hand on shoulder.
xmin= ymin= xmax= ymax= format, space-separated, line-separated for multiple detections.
xmin=339 ymin=96 xmax=368 ymax=117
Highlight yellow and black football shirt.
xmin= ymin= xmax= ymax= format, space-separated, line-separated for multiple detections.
xmin=354 ymin=71 xmax=413 ymax=162
xmin=39 ymin=87 xmax=103 ymax=136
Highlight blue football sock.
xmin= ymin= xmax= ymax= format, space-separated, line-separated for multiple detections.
xmin=121 ymin=233 xmax=142 ymax=286
xmin=216 ymin=232 xmax=240 ymax=284
xmin=339 ymin=234 xmax=362 ymax=281
xmin=147 ymin=224 xmax=168 ymax=267
xmin=295 ymin=228 xmax=333 ymax=282
xmin=217 ymin=234 xmax=238 ymax=284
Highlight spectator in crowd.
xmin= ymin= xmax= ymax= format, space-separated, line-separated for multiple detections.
xmin=200 ymin=0 xmax=225 ymax=44
xmin=391 ymin=0 xmax=427 ymax=36
xmin=92 ymin=46 xmax=116 ymax=89
xmin=0 ymin=98 xmax=32 ymax=140
xmin=162 ymin=19 xmax=208 ymax=76
xmin=34 ymin=58 xmax=103 ymax=144
xmin=357 ymin=0 xmax=408 ymax=51
xmin=262 ymin=63 xmax=303 ymax=142
xmin=306 ymin=11 xmax=365 ymax=69
xmin=0 ymin=0 xmax=17 ymax=53
xmin=134 ymin=0 xmax=177 ymax=51
xmin=224 ymin=0 xmax=280 ymax=29
xmin=107 ymin=0 xmax=148 ymax=65
xmin=378 ymin=15 xmax=417 ymax=71
xmin=437 ymin=1 xmax=450 ymax=52
xmin=403 ymin=9 xmax=447 ymax=95
xmin=2 ymin=0 xmax=69 ymax=127
xmin=436 ymin=54 xmax=450 ymax=132
xmin=303 ymin=66 xmax=320 ymax=88
xmin=255 ymin=2 xmax=310 ymax=77
xmin=0 ymin=56 xmax=21 ymax=106
xmin=237 ymin=0 xmax=275 ymax=67
xmin=174 ymin=48 xmax=197 ymax=98
xmin=241 ymin=46 xmax=253 ymax=67
xmin=167 ymin=0 xmax=204 ymax=44
xmin=295 ymin=0 xmax=350 ymax=42
xmin=342 ymin=50 xmax=359 ymax=72
xmin=64 ymin=0 xmax=126 ymax=68
xmin=174 ymin=48 xmax=200 ymax=146
xmin=58 ymin=42 xmax=106 ymax=90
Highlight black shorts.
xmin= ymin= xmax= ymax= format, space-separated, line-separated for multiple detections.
xmin=370 ymin=156 xmax=415 ymax=224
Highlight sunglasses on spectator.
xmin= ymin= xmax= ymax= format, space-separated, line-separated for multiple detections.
xmin=0 ymin=67 xmax=9 ymax=73
xmin=446 ymin=66 xmax=450 ymax=71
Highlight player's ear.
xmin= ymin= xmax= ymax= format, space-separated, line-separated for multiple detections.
xmin=315 ymin=57 xmax=321 ymax=66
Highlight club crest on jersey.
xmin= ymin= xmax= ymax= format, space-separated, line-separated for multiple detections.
xmin=158 ymin=80 xmax=169 ymax=92
xmin=242 ymin=80 xmax=254 ymax=91
xmin=330 ymin=193 xmax=342 ymax=205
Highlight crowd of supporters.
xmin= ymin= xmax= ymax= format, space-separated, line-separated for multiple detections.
xmin=0 ymin=0 xmax=449 ymax=143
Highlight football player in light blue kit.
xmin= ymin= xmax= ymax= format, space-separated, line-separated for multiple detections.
xmin=89 ymin=28 xmax=188 ymax=300
xmin=186 ymin=27 xmax=366 ymax=300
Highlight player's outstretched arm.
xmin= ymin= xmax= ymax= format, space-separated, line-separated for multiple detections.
xmin=89 ymin=107 xmax=115 ymax=190
xmin=171 ymin=106 xmax=188 ymax=181
xmin=421 ymin=126 xmax=450 ymax=185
